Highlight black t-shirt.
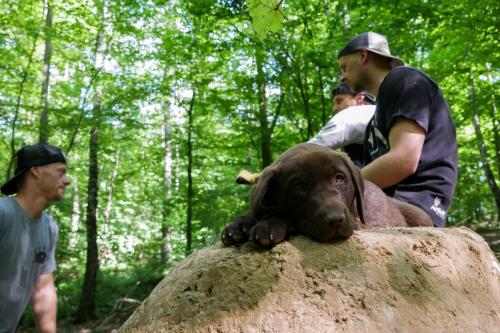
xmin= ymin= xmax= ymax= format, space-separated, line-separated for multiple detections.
xmin=344 ymin=143 xmax=364 ymax=168
xmin=364 ymin=67 xmax=457 ymax=227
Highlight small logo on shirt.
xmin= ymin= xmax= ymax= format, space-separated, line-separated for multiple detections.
xmin=430 ymin=197 xmax=446 ymax=220
xmin=367 ymin=119 xmax=389 ymax=161
xmin=34 ymin=246 xmax=47 ymax=263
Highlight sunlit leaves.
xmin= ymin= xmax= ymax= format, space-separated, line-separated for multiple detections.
xmin=248 ymin=0 xmax=286 ymax=40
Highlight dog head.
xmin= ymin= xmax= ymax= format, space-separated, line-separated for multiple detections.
xmin=251 ymin=143 xmax=365 ymax=241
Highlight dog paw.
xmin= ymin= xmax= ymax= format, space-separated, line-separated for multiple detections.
xmin=221 ymin=215 xmax=257 ymax=246
xmin=249 ymin=217 xmax=291 ymax=249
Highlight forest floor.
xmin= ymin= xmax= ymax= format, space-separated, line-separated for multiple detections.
xmin=17 ymin=225 xmax=499 ymax=333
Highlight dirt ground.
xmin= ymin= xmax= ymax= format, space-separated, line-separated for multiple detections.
xmin=119 ymin=226 xmax=500 ymax=333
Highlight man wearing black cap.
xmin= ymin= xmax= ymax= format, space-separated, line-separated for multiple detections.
xmin=309 ymin=83 xmax=376 ymax=167
xmin=0 ymin=144 xmax=70 ymax=332
xmin=338 ymin=31 xmax=457 ymax=227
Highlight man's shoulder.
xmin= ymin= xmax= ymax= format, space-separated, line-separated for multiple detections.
xmin=385 ymin=66 xmax=436 ymax=87
xmin=42 ymin=212 xmax=59 ymax=234
xmin=0 ymin=198 xmax=18 ymax=232
xmin=0 ymin=197 xmax=17 ymax=214
xmin=335 ymin=105 xmax=376 ymax=122
xmin=346 ymin=104 xmax=376 ymax=113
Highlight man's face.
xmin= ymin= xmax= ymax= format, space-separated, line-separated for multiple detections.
xmin=35 ymin=162 xmax=70 ymax=201
xmin=339 ymin=52 xmax=367 ymax=93
xmin=332 ymin=93 xmax=357 ymax=113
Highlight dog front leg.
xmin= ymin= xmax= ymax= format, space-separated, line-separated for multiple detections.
xmin=249 ymin=216 xmax=292 ymax=249
xmin=221 ymin=214 xmax=257 ymax=246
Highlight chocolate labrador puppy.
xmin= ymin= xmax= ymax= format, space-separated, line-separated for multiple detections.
xmin=222 ymin=143 xmax=432 ymax=248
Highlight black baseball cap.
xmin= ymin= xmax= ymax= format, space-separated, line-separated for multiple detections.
xmin=338 ymin=32 xmax=404 ymax=68
xmin=332 ymin=83 xmax=376 ymax=105
xmin=1 ymin=144 xmax=66 ymax=195
xmin=332 ymin=83 xmax=355 ymax=97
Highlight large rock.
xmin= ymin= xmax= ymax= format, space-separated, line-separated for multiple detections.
xmin=119 ymin=227 xmax=500 ymax=332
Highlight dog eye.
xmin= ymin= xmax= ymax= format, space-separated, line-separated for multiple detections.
xmin=335 ymin=173 xmax=345 ymax=183
xmin=289 ymin=179 xmax=306 ymax=194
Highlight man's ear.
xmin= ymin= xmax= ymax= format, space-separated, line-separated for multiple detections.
xmin=29 ymin=166 xmax=41 ymax=179
xmin=359 ymin=49 xmax=369 ymax=65
xmin=354 ymin=93 xmax=365 ymax=105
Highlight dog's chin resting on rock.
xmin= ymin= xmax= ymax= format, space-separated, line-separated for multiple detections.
xmin=222 ymin=143 xmax=433 ymax=249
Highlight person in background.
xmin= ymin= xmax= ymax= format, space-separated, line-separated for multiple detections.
xmin=308 ymin=83 xmax=376 ymax=167
xmin=0 ymin=143 xmax=70 ymax=333
xmin=338 ymin=31 xmax=457 ymax=227
xmin=237 ymin=83 xmax=376 ymax=184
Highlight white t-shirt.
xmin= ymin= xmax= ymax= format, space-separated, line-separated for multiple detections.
xmin=308 ymin=105 xmax=376 ymax=149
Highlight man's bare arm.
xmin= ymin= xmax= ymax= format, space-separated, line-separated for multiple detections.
xmin=31 ymin=272 xmax=57 ymax=333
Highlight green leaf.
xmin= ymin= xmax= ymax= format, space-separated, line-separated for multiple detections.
xmin=248 ymin=0 xmax=285 ymax=40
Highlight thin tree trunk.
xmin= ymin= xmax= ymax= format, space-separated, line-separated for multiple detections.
xmin=255 ymin=44 xmax=273 ymax=168
xmin=296 ymin=66 xmax=313 ymax=139
xmin=493 ymin=104 xmax=500 ymax=179
xmin=75 ymin=101 xmax=100 ymax=323
xmin=65 ymin=67 xmax=101 ymax=155
xmin=39 ymin=1 xmax=52 ymax=144
xmin=316 ymin=64 xmax=327 ymax=126
xmin=103 ymin=148 xmax=120 ymax=225
xmin=161 ymin=103 xmax=173 ymax=263
xmin=75 ymin=0 xmax=105 ymax=322
xmin=175 ymin=142 xmax=181 ymax=192
xmin=69 ymin=175 xmax=80 ymax=249
xmin=6 ymin=15 xmax=42 ymax=180
xmin=469 ymin=72 xmax=500 ymax=221
xmin=186 ymin=89 xmax=196 ymax=256
xmin=486 ymin=66 xmax=500 ymax=179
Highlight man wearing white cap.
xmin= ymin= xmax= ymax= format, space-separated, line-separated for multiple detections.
xmin=338 ymin=32 xmax=457 ymax=227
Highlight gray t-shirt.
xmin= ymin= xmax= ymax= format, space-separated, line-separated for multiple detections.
xmin=0 ymin=197 xmax=58 ymax=333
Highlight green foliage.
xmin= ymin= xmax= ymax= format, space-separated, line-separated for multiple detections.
xmin=248 ymin=0 xmax=286 ymax=39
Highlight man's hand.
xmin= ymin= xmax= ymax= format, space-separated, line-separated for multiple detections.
xmin=31 ymin=273 xmax=57 ymax=333
xmin=236 ymin=170 xmax=261 ymax=185
xmin=362 ymin=118 xmax=425 ymax=188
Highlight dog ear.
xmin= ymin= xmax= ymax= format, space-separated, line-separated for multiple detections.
xmin=340 ymin=153 xmax=366 ymax=224
xmin=250 ymin=167 xmax=278 ymax=218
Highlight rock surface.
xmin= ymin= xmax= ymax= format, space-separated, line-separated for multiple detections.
xmin=119 ymin=227 xmax=500 ymax=333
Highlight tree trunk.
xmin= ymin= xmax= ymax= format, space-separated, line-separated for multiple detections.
xmin=316 ymin=63 xmax=327 ymax=126
xmin=39 ymin=0 xmax=52 ymax=144
xmin=296 ymin=66 xmax=313 ymax=139
xmin=493 ymin=103 xmax=500 ymax=179
xmin=75 ymin=102 xmax=100 ymax=323
xmin=65 ymin=68 xmax=101 ymax=155
xmin=104 ymin=148 xmax=120 ymax=225
xmin=255 ymin=44 xmax=273 ymax=168
xmin=75 ymin=0 xmax=105 ymax=322
xmin=486 ymin=66 xmax=500 ymax=179
xmin=186 ymin=89 xmax=196 ymax=256
xmin=161 ymin=103 xmax=173 ymax=263
xmin=472 ymin=112 xmax=500 ymax=221
xmin=6 ymin=15 xmax=42 ymax=180
xmin=469 ymin=72 xmax=500 ymax=221
xmin=69 ymin=175 xmax=80 ymax=249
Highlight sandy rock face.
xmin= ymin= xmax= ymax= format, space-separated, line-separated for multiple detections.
xmin=119 ymin=227 xmax=500 ymax=333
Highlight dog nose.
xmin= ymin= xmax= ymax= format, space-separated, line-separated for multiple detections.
xmin=323 ymin=211 xmax=345 ymax=225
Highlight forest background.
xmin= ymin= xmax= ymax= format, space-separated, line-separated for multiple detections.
xmin=1 ymin=0 xmax=498 ymax=328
